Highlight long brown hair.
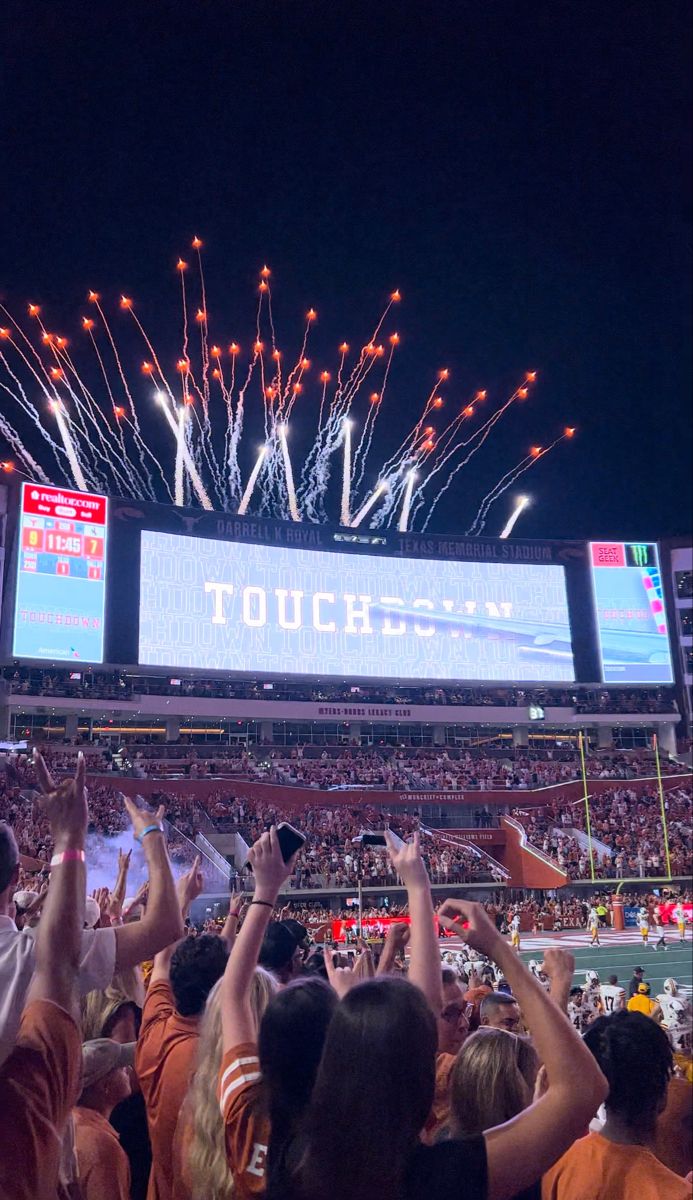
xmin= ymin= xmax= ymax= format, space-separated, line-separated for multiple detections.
xmin=450 ymin=1027 xmax=539 ymax=1136
xmin=298 ymin=977 xmax=437 ymax=1200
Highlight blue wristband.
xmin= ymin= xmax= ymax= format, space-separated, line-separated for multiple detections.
xmin=136 ymin=823 xmax=162 ymax=844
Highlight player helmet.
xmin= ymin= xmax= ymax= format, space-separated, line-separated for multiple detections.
xmin=585 ymin=970 xmax=599 ymax=985
xmin=663 ymin=978 xmax=678 ymax=996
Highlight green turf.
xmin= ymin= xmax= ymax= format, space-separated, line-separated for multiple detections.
xmin=522 ymin=939 xmax=693 ymax=995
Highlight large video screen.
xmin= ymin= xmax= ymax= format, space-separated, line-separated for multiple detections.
xmin=138 ymin=530 xmax=576 ymax=681
xmin=13 ymin=483 xmax=108 ymax=663
xmin=590 ymin=542 xmax=674 ymax=683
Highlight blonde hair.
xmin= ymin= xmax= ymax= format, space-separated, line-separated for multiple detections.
xmin=184 ymin=967 xmax=279 ymax=1200
xmin=450 ymin=1027 xmax=539 ymax=1137
xmin=81 ymin=969 xmax=144 ymax=1041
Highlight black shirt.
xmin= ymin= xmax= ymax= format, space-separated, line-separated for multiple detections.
xmin=405 ymin=1137 xmax=488 ymax=1199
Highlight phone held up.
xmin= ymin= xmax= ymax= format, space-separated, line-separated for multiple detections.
xmin=245 ymin=822 xmax=307 ymax=871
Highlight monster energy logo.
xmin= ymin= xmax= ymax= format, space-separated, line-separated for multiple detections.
xmin=629 ymin=543 xmax=650 ymax=567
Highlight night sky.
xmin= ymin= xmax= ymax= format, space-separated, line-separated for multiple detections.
xmin=2 ymin=1 xmax=691 ymax=541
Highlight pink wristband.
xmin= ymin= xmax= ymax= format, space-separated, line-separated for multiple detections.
xmin=50 ymin=849 xmax=86 ymax=867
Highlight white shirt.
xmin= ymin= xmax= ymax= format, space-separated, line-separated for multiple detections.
xmin=588 ymin=909 xmax=599 ymax=926
xmin=657 ymin=993 xmax=692 ymax=1053
xmin=510 ymin=916 xmax=520 ymax=933
xmin=0 ymin=915 xmax=116 ymax=1067
xmin=599 ymin=983 xmax=625 ymax=1013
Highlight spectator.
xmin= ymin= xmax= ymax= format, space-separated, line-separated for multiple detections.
xmin=0 ymin=754 xmax=87 ymax=1200
xmin=73 ymin=1038 xmax=134 ymax=1200
xmin=218 ymin=827 xmax=339 ymax=1199
xmin=0 ymin=780 xmax=182 ymax=1067
xmin=136 ymin=857 xmax=229 ymax=1200
xmin=542 ymin=1011 xmax=690 ymax=1199
xmin=284 ymin=894 xmax=607 ymax=1199
xmin=481 ymin=991 xmax=522 ymax=1033
xmin=175 ymin=967 xmax=278 ymax=1200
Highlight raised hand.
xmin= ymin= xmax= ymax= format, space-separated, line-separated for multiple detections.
xmin=384 ymin=830 xmax=428 ymax=888
xmin=540 ymin=948 xmax=575 ymax=981
xmin=33 ymin=750 xmax=87 ymax=849
xmin=117 ymin=848 xmax=132 ymax=873
xmin=384 ymin=922 xmax=410 ymax=950
xmin=248 ymin=826 xmax=299 ymax=902
xmin=437 ymin=898 xmax=503 ymax=958
xmin=91 ymin=886 xmax=110 ymax=924
xmin=229 ymin=890 xmax=247 ymax=920
xmin=325 ymin=949 xmax=365 ymax=999
xmin=176 ymin=854 xmax=205 ymax=914
xmin=122 ymin=794 xmax=165 ymax=841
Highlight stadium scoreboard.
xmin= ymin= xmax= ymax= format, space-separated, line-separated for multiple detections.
xmin=0 ymin=483 xmax=676 ymax=686
xmin=11 ymin=483 xmax=108 ymax=663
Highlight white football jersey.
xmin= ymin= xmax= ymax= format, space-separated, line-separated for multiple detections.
xmin=568 ymin=1000 xmax=586 ymax=1034
xmin=510 ymin=916 xmax=520 ymax=933
xmin=599 ymin=984 xmax=625 ymax=1014
xmin=657 ymin=994 xmax=692 ymax=1053
xmin=581 ymin=987 xmax=602 ymax=1021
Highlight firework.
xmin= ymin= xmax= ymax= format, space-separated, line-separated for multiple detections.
xmin=0 ymin=247 xmax=575 ymax=532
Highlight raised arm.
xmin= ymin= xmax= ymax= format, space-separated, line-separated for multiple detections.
xmin=541 ymin=947 xmax=575 ymax=1014
xmin=108 ymin=848 xmax=131 ymax=924
xmin=220 ymin=827 xmax=297 ymax=1051
xmin=27 ymin=752 xmax=88 ymax=1020
xmin=438 ymin=899 xmax=607 ymax=1200
xmin=149 ymin=855 xmax=205 ymax=985
xmin=384 ymin=831 xmax=442 ymax=1016
xmin=376 ymin=922 xmax=410 ymax=977
xmin=220 ymin=891 xmax=247 ymax=952
xmin=113 ymin=797 xmax=183 ymax=970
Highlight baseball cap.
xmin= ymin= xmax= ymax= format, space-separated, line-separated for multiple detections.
xmin=637 ymin=982 xmax=650 ymax=994
xmin=81 ymin=1039 xmax=135 ymax=1091
xmin=633 ymin=966 xmax=644 ymax=974
xmin=12 ymin=890 xmax=37 ymax=911
xmin=84 ymin=896 xmax=101 ymax=929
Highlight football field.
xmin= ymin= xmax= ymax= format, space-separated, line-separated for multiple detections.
xmin=443 ymin=928 xmax=693 ymax=998
xmin=519 ymin=930 xmax=693 ymax=999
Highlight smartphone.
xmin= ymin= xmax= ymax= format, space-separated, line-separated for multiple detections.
xmin=276 ymin=822 xmax=306 ymax=862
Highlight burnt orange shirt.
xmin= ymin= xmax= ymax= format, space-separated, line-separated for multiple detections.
xmin=542 ymin=1130 xmax=691 ymax=1200
xmin=218 ymin=1041 xmax=270 ymax=1199
xmin=654 ymin=1076 xmax=693 ymax=1180
xmin=0 ymin=999 xmax=82 ymax=1200
xmin=136 ymin=979 xmax=200 ymax=1200
xmin=422 ymin=1052 xmax=456 ymax=1144
xmin=73 ymin=1106 xmax=131 ymax=1200
xmin=171 ymin=1106 xmax=194 ymax=1200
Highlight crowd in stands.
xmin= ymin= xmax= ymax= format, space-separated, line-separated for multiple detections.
xmin=1 ymin=753 xmax=691 ymax=1200
xmin=3 ymin=665 xmax=679 ymax=713
xmin=3 ymin=744 xmax=691 ymax=888
xmin=117 ymin=744 xmax=685 ymax=793
xmin=515 ymin=785 xmax=693 ymax=880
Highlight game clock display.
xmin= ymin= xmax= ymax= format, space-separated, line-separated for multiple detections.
xmin=13 ymin=483 xmax=108 ymax=662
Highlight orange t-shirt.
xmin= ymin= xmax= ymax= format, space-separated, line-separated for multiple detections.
xmin=654 ymin=1076 xmax=693 ymax=1180
xmin=73 ymin=1106 xmax=131 ymax=1200
xmin=422 ymin=1052 xmax=456 ymax=1144
xmin=0 ymin=999 xmax=82 ymax=1200
xmin=541 ymin=1130 xmax=691 ymax=1200
xmin=218 ymin=1041 xmax=270 ymax=1199
xmin=135 ymin=979 xmax=200 ymax=1200
xmin=171 ymin=1106 xmax=194 ymax=1200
